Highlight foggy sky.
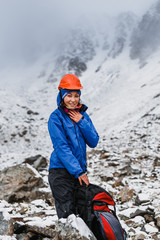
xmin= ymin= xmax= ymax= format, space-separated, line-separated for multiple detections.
xmin=0 ymin=0 xmax=156 ymax=67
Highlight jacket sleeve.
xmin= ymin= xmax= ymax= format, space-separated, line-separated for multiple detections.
xmin=77 ymin=113 xmax=99 ymax=148
xmin=48 ymin=113 xmax=84 ymax=178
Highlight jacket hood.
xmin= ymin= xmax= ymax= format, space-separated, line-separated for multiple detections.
xmin=57 ymin=92 xmax=62 ymax=107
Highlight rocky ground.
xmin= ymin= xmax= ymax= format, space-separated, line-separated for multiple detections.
xmin=0 ymin=113 xmax=160 ymax=239
xmin=87 ymin=113 xmax=160 ymax=239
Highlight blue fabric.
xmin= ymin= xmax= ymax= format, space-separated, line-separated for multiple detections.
xmin=48 ymin=95 xmax=99 ymax=178
xmin=57 ymin=89 xmax=81 ymax=107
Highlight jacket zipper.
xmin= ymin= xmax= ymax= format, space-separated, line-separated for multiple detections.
xmin=74 ymin=124 xmax=86 ymax=165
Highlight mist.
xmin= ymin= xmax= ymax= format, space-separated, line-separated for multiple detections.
xmin=0 ymin=0 xmax=155 ymax=69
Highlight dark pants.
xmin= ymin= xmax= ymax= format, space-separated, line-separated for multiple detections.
xmin=48 ymin=168 xmax=79 ymax=219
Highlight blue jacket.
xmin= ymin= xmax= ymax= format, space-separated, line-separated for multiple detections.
xmin=48 ymin=92 xmax=99 ymax=178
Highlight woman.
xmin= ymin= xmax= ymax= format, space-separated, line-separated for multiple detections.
xmin=48 ymin=74 xmax=99 ymax=219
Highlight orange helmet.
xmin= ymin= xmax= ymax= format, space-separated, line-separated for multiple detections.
xmin=58 ymin=74 xmax=83 ymax=90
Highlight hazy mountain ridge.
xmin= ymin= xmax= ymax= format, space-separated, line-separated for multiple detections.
xmin=130 ymin=0 xmax=160 ymax=62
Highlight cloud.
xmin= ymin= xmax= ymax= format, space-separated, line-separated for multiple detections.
xmin=0 ymin=0 xmax=155 ymax=67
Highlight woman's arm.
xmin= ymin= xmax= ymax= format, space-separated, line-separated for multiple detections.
xmin=69 ymin=111 xmax=99 ymax=148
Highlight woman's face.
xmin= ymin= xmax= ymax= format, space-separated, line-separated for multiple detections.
xmin=64 ymin=91 xmax=80 ymax=109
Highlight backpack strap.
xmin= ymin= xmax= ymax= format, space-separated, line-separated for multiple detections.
xmin=85 ymin=184 xmax=93 ymax=228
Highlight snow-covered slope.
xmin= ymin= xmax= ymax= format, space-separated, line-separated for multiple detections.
xmin=0 ymin=1 xmax=160 ymax=239
xmin=0 ymin=2 xmax=160 ymax=166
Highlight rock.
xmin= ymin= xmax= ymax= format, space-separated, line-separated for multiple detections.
xmin=14 ymin=222 xmax=58 ymax=239
xmin=151 ymin=233 xmax=159 ymax=240
xmin=118 ymin=186 xmax=134 ymax=203
xmin=56 ymin=214 xmax=96 ymax=240
xmin=155 ymin=215 xmax=160 ymax=228
xmin=135 ymin=233 xmax=147 ymax=240
xmin=16 ymin=233 xmax=31 ymax=240
xmin=100 ymin=173 xmax=114 ymax=182
xmin=0 ymin=212 xmax=14 ymax=236
xmin=0 ymin=212 xmax=9 ymax=235
xmin=135 ymin=193 xmax=150 ymax=206
xmin=153 ymin=157 xmax=160 ymax=166
xmin=18 ymin=129 xmax=28 ymax=137
xmin=24 ymin=155 xmax=48 ymax=171
xmin=99 ymin=153 xmax=110 ymax=159
xmin=13 ymin=214 xmax=96 ymax=240
xmin=112 ymin=177 xmax=124 ymax=188
xmin=130 ymin=206 xmax=154 ymax=219
xmin=131 ymin=168 xmax=141 ymax=174
xmin=142 ymin=223 xmax=159 ymax=234
xmin=108 ymin=161 xmax=119 ymax=167
xmin=144 ymin=213 xmax=154 ymax=223
xmin=27 ymin=110 xmax=39 ymax=115
xmin=125 ymin=216 xmax=145 ymax=228
xmin=0 ymin=164 xmax=49 ymax=203
xmin=68 ymin=57 xmax=87 ymax=77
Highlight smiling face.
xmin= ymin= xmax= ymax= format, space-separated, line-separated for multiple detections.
xmin=63 ymin=91 xmax=80 ymax=109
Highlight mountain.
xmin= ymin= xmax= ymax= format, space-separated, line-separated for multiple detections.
xmin=130 ymin=0 xmax=160 ymax=62
xmin=1 ymin=0 xmax=160 ymax=169
xmin=0 ymin=1 xmax=160 ymax=239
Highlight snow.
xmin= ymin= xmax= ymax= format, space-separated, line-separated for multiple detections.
xmin=0 ymin=237 xmax=17 ymax=240
xmin=25 ymin=163 xmax=43 ymax=179
xmin=61 ymin=214 xmax=93 ymax=239
xmin=144 ymin=223 xmax=159 ymax=233
xmin=0 ymin=3 xmax=160 ymax=239
xmin=138 ymin=193 xmax=150 ymax=202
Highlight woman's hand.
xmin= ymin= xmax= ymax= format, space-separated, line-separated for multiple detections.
xmin=68 ymin=110 xmax=82 ymax=123
xmin=78 ymin=173 xmax=89 ymax=186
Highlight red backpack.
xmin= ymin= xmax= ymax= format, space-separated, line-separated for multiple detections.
xmin=74 ymin=183 xmax=127 ymax=240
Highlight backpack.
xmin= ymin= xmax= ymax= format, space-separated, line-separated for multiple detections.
xmin=74 ymin=183 xmax=127 ymax=240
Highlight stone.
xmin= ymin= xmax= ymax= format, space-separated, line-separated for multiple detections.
xmin=27 ymin=110 xmax=39 ymax=115
xmin=0 ymin=164 xmax=49 ymax=203
xmin=144 ymin=213 xmax=154 ymax=223
xmin=0 ymin=212 xmax=14 ymax=236
xmin=153 ymin=157 xmax=160 ymax=166
xmin=24 ymin=155 xmax=48 ymax=171
xmin=151 ymin=233 xmax=159 ymax=240
xmin=100 ymin=173 xmax=114 ymax=182
xmin=12 ymin=214 xmax=96 ymax=240
xmin=130 ymin=207 xmax=154 ymax=218
xmin=0 ymin=212 xmax=10 ymax=235
xmin=16 ymin=233 xmax=30 ymax=240
xmin=118 ymin=186 xmax=134 ymax=203
xmin=125 ymin=216 xmax=145 ymax=228
xmin=131 ymin=168 xmax=141 ymax=174
xmin=142 ymin=223 xmax=158 ymax=234
xmin=135 ymin=193 xmax=150 ymax=206
xmin=56 ymin=214 xmax=96 ymax=240
xmin=155 ymin=215 xmax=160 ymax=228
xmin=112 ymin=177 xmax=124 ymax=188
xmin=68 ymin=57 xmax=87 ymax=77
xmin=99 ymin=153 xmax=110 ymax=159
xmin=14 ymin=222 xmax=58 ymax=238
xmin=135 ymin=233 xmax=147 ymax=240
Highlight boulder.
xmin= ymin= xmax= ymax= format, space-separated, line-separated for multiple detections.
xmin=0 ymin=164 xmax=51 ymax=203
xmin=24 ymin=155 xmax=48 ymax=171
xmin=155 ymin=215 xmax=160 ymax=228
xmin=0 ymin=212 xmax=13 ymax=236
xmin=135 ymin=193 xmax=150 ymax=206
xmin=13 ymin=214 xmax=96 ymax=240
xmin=130 ymin=206 xmax=155 ymax=219
xmin=118 ymin=186 xmax=134 ymax=203
xmin=142 ymin=223 xmax=159 ymax=234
